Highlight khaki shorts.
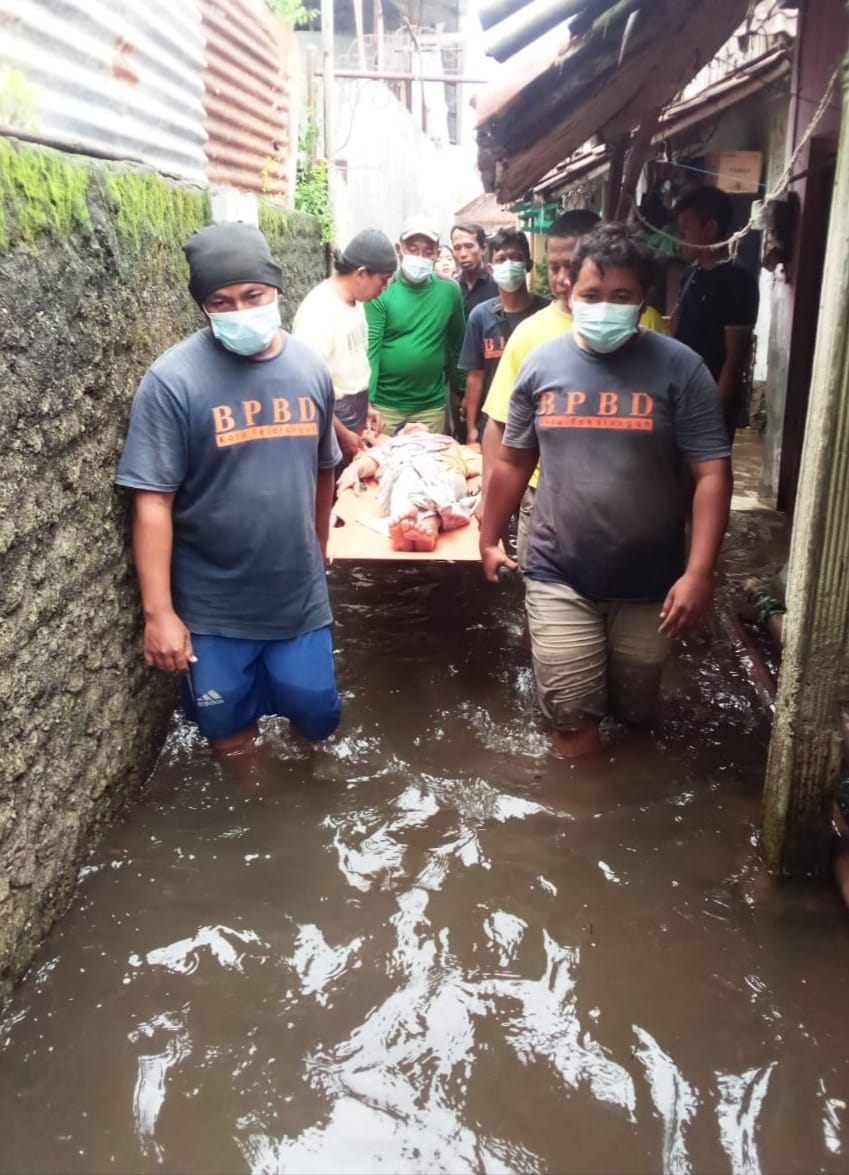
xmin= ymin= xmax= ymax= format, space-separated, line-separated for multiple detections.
xmin=524 ymin=578 xmax=670 ymax=731
xmin=376 ymin=403 xmax=447 ymax=436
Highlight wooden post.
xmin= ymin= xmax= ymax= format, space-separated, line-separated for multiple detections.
xmin=374 ymin=0 xmax=385 ymax=74
xmin=761 ymin=43 xmax=849 ymax=875
xmin=352 ymin=0 xmax=367 ymax=70
xmin=321 ymin=0 xmax=335 ymax=212
xmin=604 ymin=136 xmax=628 ymax=220
xmin=615 ymin=108 xmax=660 ymax=220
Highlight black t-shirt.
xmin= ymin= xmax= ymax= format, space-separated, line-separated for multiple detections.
xmin=674 ymin=260 xmax=759 ymax=381
xmin=457 ymin=272 xmax=499 ymax=317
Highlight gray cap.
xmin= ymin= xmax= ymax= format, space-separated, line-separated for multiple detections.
xmin=341 ymin=228 xmax=397 ymax=273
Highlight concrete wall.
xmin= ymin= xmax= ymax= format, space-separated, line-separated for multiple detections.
xmin=0 ymin=137 xmax=324 ymax=1005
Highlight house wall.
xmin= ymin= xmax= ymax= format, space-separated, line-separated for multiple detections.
xmin=762 ymin=0 xmax=849 ymax=506
xmin=689 ymin=89 xmax=790 ymax=402
xmin=331 ymin=78 xmax=478 ymax=244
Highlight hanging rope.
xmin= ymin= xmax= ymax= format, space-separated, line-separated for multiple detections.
xmin=632 ymin=60 xmax=844 ymax=255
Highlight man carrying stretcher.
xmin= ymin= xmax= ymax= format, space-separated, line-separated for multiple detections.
xmin=337 ymin=424 xmax=482 ymax=552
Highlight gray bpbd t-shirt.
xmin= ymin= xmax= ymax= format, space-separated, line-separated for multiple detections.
xmin=505 ymin=330 xmax=730 ymax=602
xmin=116 ymin=328 xmax=342 ymax=640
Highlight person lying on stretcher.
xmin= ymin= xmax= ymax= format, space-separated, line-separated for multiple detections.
xmin=336 ymin=423 xmax=482 ymax=551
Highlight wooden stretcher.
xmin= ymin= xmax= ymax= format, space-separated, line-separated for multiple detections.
xmin=328 ymin=481 xmax=482 ymax=562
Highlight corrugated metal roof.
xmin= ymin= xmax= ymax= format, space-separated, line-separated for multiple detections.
xmin=0 ymin=0 xmax=208 ymax=184
xmin=533 ymin=47 xmax=792 ymax=197
xmin=475 ymin=0 xmax=753 ymax=200
xmin=200 ymin=0 xmax=292 ymax=201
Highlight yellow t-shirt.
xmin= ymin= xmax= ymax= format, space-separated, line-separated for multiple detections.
xmin=483 ymin=303 xmax=668 ymax=488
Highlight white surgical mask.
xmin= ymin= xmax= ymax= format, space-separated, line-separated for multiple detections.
xmin=571 ymin=301 xmax=640 ymax=353
xmin=400 ymin=254 xmax=434 ymax=283
xmin=208 ymin=300 xmax=281 ymax=356
xmin=492 ymin=260 xmax=528 ymax=292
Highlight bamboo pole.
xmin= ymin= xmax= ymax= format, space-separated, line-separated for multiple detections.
xmin=615 ymin=108 xmax=660 ymax=220
xmin=352 ymin=0 xmax=366 ymax=70
xmin=604 ymin=136 xmax=628 ymax=220
xmin=761 ymin=41 xmax=849 ymax=876
xmin=321 ymin=0 xmax=335 ymax=211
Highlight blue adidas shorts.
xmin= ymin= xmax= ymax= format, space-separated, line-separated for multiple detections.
xmin=179 ymin=626 xmax=341 ymax=742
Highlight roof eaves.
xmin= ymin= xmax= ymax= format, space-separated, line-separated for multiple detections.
xmin=532 ymin=47 xmax=791 ymax=198
xmin=477 ymin=0 xmax=752 ymax=201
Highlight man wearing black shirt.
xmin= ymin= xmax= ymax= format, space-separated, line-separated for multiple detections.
xmin=672 ymin=185 xmax=759 ymax=440
xmin=451 ymin=222 xmax=498 ymax=315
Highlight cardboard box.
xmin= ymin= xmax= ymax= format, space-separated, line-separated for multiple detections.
xmin=705 ymin=151 xmax=763 ymax=194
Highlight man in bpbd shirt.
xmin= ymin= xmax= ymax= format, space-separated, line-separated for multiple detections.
xmin=458 ymin=226 xmax=549 ymax=444
xmin=116 ymin=223 xmax=342 ymax=757
xmin=480 ymin=224 xmax=732 ymax=760
xmin=672 ymin=184 xmax=759 ymax=440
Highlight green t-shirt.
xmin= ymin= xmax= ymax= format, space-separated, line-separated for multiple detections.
xmin=366 ymin=274 xmax=466 ymax=414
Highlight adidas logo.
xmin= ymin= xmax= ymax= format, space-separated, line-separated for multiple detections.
xmin=197 ymin=689 xmax=225 ymax=708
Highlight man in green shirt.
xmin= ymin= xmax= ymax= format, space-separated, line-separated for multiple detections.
xmin=366 ymin=216 xmax=466 ymax=434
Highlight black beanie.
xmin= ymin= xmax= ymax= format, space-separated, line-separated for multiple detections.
xmin=184 ymin=222 xmax=284 ymax=306
xmin=341 ymin=228 xmax=397 ymax=272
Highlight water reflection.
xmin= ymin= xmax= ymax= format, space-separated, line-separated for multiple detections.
xmin=0 ymin=564 xmax=847 ymax=1174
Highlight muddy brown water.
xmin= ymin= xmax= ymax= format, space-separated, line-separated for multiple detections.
xmin=1 ymin=556 xmax=849 ymax=1174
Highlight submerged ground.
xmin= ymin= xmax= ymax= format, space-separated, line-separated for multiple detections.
xmin=1 ymin=441 xmax=846 ymax=1175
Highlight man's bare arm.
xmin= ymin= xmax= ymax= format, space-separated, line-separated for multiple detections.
xmin=659 ymin=457 xmax=732 ymax=636
xmin=463 ymin=370 xmax=486 ymax=443
xmin=333 ymin=414 xmax=363 ymax=460
xmin=480 ymin=418 xmax=506 ymax=499
xmin=479 ymin=444 xmax=538 ymax=581
xmin=315 ymin=467 xmax=336 ymax=559
xmin=717 ymin=327 xmax=752 ymax=409
xmin=132 ymin=490 xmax=195 ymax=672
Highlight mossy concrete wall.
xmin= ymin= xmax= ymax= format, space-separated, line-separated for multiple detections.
xmin=0 ymin=137 xmax=325 ymax=1005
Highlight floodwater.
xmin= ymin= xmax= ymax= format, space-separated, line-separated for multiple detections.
xmin=2 ymin=514 xmax=849 ymax=1173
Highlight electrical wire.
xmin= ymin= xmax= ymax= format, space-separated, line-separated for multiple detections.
xmin=633 ymin=61 xmax=843 ymax=254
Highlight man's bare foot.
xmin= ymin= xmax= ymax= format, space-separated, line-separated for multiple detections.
xmin=211 ymin=723 xmax=259 ymax=757
xmin=439 ymin=503 xmax=471 ymax=532
xmin=389 ymin=507 xmax=438 ymax=551
xmin=389 ymin=506 xmax=417 ymax=550
xmin=552 ymin=724 xmax=602 ymax=759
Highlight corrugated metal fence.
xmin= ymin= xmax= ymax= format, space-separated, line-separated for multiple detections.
xmin=202 ymin=0 xmax=291 ymax=200
xmin=0 ymin=0 xmax=293 ymax=199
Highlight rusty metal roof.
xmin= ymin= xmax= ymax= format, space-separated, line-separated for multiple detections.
xmin=533 ymin=44 xmax=792 ymax=197
xmin=200 ymin=0 xmax=292 ymax=201
xmin=475 ymin=0 xmax=754 ymax=202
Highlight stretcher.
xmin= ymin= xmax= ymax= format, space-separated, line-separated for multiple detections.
xmin=328 ymin=480 xmax=483 ymax=561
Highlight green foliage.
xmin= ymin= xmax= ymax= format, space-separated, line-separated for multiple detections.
xmin=532 ymin=259 xmax=551 ymax=297
xmin=294 ymin=122 xmax=334 ymax=244
xmin=104 ymin=171 xmax=208 ymax=251
xmin=0 ymin=66 xmax=39 ymax=133
xmin=264 ymin=0 xmax=318 ymax=26
xmin=0 ymin=138 xmax=91 ymax=253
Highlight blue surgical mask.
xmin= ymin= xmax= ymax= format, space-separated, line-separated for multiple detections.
xmin=571 ymin=301 xmax=640 ymax=353
xmin=208 ymin=299 xmax=281 ymax=356
xmin=492 ymin=260 xmax=528 ymax=292
xmin=400 ymin=254 xmax=434 ymax=283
